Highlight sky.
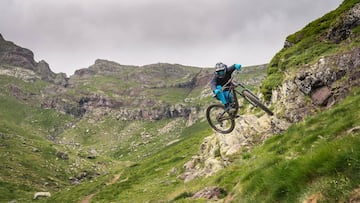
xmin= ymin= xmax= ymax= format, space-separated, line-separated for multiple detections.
xmin=0 ymin=0 xmax=343 ymax=76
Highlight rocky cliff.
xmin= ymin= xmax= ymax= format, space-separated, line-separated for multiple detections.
xmin=273 ymin=48 xmax=360 ymax=123
xmin=0 ymin=34 xmax=68 ymax=85
xmin=64 ymin=59 xmax=214 ymax=120
xmin=272 ymin=1 xmax=360 ymax=123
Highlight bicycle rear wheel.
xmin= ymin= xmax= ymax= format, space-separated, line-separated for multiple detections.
xmin=242 ymin=90 xmax=274 ymax=116
xmin=206 ymin=104 xmax=235 ymax=134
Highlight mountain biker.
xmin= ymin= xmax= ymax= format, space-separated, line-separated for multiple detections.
xmin=210 ymin=62 xmax=242 ymax=112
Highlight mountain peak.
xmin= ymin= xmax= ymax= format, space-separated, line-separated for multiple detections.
xmin=0 ymin=33 xmax=68 ymax=85
xmin=0 ymin=33 xmax=37 ymax=71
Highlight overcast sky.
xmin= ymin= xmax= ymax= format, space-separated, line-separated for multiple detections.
xmin=1 ymin=0 xmax=343 ymax=76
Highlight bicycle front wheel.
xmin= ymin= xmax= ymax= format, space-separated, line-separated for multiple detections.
xmin=206 ymin=104 xmax=235 ymax=134
xmin=242 ymin=90 xmax=274 ymax=116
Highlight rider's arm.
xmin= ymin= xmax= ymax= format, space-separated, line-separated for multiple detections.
xmin=227 ymin=64 xmax=242 ymax=74
xmin=210 ymin=76 xmax=218 ymax=91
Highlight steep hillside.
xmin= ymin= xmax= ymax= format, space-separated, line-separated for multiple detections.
xmin=0 ymin=0 xmax=359 ymax=202
xmin=262 ymin=0 xmax=360 ymax=101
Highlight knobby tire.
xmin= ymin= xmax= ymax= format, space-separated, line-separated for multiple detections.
xmin=206 ymin=104 xmax=235 ymax=134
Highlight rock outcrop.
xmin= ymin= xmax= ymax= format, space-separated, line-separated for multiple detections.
xmin=115 ymin=103 xmax=194 ymax=121
xmin=179 ymin=113 xmax=290 ymax=182
xmin=272 ymin=48 xmax=360 ymax=122
xmin=192 ymin=186 xmax=227 ymax=200
xmin=33 ymin=192 xmax=51 ymax=199
xmin=0 ymin=35 xmax=37 ymax=71
xmin=0 ymin=34 xmax=68 ymax=85
xmin=327 ymin=3 xmax=360 ymax=43
xmin=36 ymin=60 xmax=68 ymax=85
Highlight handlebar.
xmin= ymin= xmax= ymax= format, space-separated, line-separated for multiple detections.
xmin=221 ymin=70 xmax=244 ymax=90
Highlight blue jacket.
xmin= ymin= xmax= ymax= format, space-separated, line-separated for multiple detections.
xmin=210 ymin=64 xmax=236 ymax=91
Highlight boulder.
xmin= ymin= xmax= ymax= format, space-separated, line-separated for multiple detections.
xmin=33 ymin=192 xmax=51 ymax=199
xmin=192 ymin=186 xmax=227 ymax=200
xmin=87 ymin=149 xmax=98 ymax=159
xmin=55 ymin=151 xmax=69 ymax=160
xmin=311 ymin=86 xmax=331 ymax=106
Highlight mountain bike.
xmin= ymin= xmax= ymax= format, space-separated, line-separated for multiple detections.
xmin=206 ymin=72 xmax=273 ymax=134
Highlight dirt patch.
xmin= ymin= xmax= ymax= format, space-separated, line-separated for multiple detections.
xmin=81 ymin=193 xmax=95 ymax=203
xmin=108 ymin=174 xmax=121 ymax=185
xmin=350 ymin=187 xmax=360 ymax=203
xmin=303 ymin=193 xmax=322 ymax=203
xmin=80 ymin=173 xmax=121 ymax=203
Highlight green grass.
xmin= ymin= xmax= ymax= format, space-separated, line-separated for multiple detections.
xmin=211 ymin=87 xmax=360 ymax=202
xmin=151 ymin=87 xmax=192 ymax=103
xmin=45 ymin=121 xmax=213 ymax=202
xmin=0 ymin=106 xmax=74 ymax=202
xmin=95 ymin=121 xmax=212 ymax=202
xmin=65 ymin=63 xmax=204 ymax=110
xmin=0 ymin=78 xmax=86 ymax=202
xmin=261 ymin=0 xmax=360 ymax=100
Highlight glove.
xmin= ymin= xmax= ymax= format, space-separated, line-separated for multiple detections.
xmin=234 ymin=64 xmax=242 ymax=70
xmin=213 ymin=85 xmax=222 ymax=95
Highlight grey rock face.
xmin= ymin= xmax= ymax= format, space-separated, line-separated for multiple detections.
xmin=273 ymin=48 xmax=360 ymax=122
xmin=327 ymin=3 xmax=360 ymax=43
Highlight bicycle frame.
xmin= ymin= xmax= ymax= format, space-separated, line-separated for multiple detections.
xmin=222 ymin=72 xmax=262 ymax=116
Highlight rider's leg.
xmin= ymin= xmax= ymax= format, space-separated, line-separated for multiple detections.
xmin=223 ymin=91 xmax=236 ymax=113
xmin=223 ymin=91 xmax=233 ymax=103
xmin=217 ymin=91 xmax=233 ymax=111
xmin=216 ymin=91 xmax=228 ymax=106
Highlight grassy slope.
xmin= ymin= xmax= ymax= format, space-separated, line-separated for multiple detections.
xmin=47 ymin=121 xmax=213 ymax=203
xmin=0 ymin=63 xmax=222 ymax=201
xmin=68 ymin=62 xmax=201 ymax=106
xmin=215 ymin=87 xmax=360 ymax=202
xmin=45 ymin=86 xmax=360 ymax=202
xmin=261 ymin=0 xmax=360 ymax=100
xmin=0 ymin=76 xmax=75 ymax=201
xmin=0 ymin=63 xmax=265 ymax=201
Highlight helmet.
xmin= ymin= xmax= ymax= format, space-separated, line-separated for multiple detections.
xmin=215 ymin=62 xmax=227 ymax=78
